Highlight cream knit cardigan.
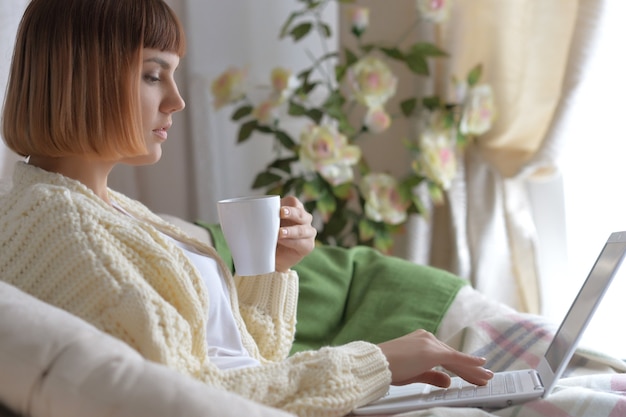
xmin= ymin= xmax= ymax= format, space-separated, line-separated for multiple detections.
xmin=0 ymin=162 xmax=391 ymax=417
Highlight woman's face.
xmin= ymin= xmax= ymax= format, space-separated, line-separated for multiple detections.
xmin=122 ymin=48 xmax=186 ymax=166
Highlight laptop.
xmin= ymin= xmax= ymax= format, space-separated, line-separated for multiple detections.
xmin=354 ymin=231 xmax=626 ymax=415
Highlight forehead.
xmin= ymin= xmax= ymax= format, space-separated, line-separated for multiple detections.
xmin=142 ymin=48 xmax=181 ymax=69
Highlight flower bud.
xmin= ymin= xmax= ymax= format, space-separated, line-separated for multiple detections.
xmin=210 ymin=67 xmax=247 ymax=109
xmin=350 ymin=7 xmax=369 ymax=37
xmin=416 ymin=0 xmax=452 ymax=23
xmin=364 ymin=107 xmax=391 ymax=134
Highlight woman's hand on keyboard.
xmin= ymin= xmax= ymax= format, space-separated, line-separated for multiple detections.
xmin=378 ymin=329 xmax=494 ymax=388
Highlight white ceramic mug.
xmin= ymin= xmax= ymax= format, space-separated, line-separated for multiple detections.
xmin=217 ymin=195 xmax=281 ymax=276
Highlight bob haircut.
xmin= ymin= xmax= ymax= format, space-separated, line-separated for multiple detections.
xmin=2 ymin=0 xmax=186 ymax=159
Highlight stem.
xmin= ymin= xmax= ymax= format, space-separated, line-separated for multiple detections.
xmin=357 ymin=156 xmax=370 ymax=176
xmin=394 ymin=17 xmax=420 ymax=46
xmin=313 ymin=1 xmax=336 ymax=89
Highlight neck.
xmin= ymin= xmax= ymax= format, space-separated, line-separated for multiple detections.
xmin=28 ymin=155 xmax=115 ymax=203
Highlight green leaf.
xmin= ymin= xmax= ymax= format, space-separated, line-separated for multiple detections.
xmin=428 ymin=182 xmax=445 ymax=205
xmin=275 ymin=130 xmax=297 ymax=149
xmin=399 ymin=174 xmax=424 ymax=190
xmin=317 ymin=192 xmax=337 ymax=218
xmin=231 ymin=105 xmax=253 ymax=121
xmin=359 ymin=44 xmax=375 ymax=54
xmin=322 ymin=90 xmax=345 ymax=112
xmin=380 ymin=47 xmax=405 ymax=60
xmin=238 ymin=120 xmax=258 ymax=143
xmin=467 ymin=64 xmax=483 ymax=86
xmin=456 ymin=130 xmax=468 ymax=147
xmin=251 ymin=171 xmax=282 ymax=189
xmin=358 ymin=219 xmax=376 ymax=241
xmin=302 ymin=182 xmax=320 ymax=200
xmin=270 ymin=156 xmax=298 ymax=173
xmin=400 ymin=98 xmax=417 ymax=117
xmin=288 ymin=101 xmax=308 ymax=116
xmin=323 ymin=208 xmax=350 ymax=238
xmin=335 ymin=64 xmax=347 ymax=82
xmin=266 ymin=184 xmax=285 ymax=196
xmin=297 ymin=68 xmax=313 ymax=82
xmin=410 ymin=194 xmax=428 ymax=217
xmin=299 ymin=81 xmax=319 ymax=95
xmin=338 ymin=115 xmax=357 ymax=137
xmin=405 ymin=51 xmax=429 ymax=75
xmin=307 ymin=108 xmax=324 ymax=124
xmin=279 ymin=12 xmax=298 ymax=39
xmin=332 ymin=182 xmax=352 ymax=199
xmin=373 ymin=230 xmax=394 ymax=253
xmin=422 ymin=95 xmax=441 ymax=110
xmin=410 ymin=42 xmax=448 ymax=57
xmin=290 ymin=22 xmax=313 ymax=41
xmin=256 ymin=125 xmax=273 ymax=134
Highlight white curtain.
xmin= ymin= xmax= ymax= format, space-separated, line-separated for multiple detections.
xmin=542 ymin=0 xmax=626 ymax=358
xmin=0 ymin=0 xmax=29 ymax=180
xmin=403 ymin=0 xmax=606 ymax=314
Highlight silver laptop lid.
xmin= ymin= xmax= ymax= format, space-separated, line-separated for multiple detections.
xmin=540 ymin=231 xmax=626 ymax=396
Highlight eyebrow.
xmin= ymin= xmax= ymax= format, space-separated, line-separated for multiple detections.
xmin=143 ymin=57 xmax=171 ymax=70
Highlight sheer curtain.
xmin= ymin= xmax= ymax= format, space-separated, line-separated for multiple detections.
xmin=547 ymin=0 xmax=626 ymax=359
xmin=405 ymin=0 xmax=604 ymax=314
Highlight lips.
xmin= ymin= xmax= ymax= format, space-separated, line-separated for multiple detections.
xmin=152 ymin=123 xmax=171 ymax=140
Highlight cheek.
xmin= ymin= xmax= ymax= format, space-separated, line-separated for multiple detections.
xmin=139 ymin=88 xmax=157 ymax=124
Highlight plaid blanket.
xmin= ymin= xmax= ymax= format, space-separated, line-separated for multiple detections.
xmin=391 ymin=287 xmax=626 ymax=417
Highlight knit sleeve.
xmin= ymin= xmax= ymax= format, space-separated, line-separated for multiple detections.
xmin=233 ymin=270 xmax=299 ymax=362
xmin=200 ymin=340 xmax=391 ymax=417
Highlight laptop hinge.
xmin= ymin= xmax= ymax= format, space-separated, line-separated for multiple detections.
xmin=529 ymin=370 xmax=544 ymax=390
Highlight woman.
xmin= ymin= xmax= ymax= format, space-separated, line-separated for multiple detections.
xmin=0 ymin=0 xmax=493 ymax=416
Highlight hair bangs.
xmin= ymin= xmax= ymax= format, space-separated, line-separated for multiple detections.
xmin=143 ymin=1 xmax=186 ymax=56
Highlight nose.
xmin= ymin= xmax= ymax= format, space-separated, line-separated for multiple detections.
xmin=163 ymin=83 xmax=186 ymax=114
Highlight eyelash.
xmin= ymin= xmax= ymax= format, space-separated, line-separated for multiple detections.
xmin=143 ymin=74 xmax=161 ymax=84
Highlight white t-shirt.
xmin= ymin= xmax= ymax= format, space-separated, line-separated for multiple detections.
xmin=111 ymin=201 xmax=259 ymax=370
xmin=170 ymin=237 xmax=260 ymax=370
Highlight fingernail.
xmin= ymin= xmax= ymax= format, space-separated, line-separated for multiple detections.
xmin=282 ymin=207 xmax=290 ymax=216
xmin=280 ymin=228 xmax=288 ymax=237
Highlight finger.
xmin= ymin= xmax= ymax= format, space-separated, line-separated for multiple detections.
xmin=395 ymin=370 xmax=452 ymax=388
xmin=280 ymin=195 xmax=302 ymax=208
xmin=278 ymin=225 xmax=317 ymax=251
xmin=280 ymin=205 xmax=313 ymax=226
xmin=445 ymin=365 xmax=494 ymax=386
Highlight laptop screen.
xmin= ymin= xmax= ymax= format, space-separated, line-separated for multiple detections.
xmin=544 ymin=233 xmax=626 ymax=374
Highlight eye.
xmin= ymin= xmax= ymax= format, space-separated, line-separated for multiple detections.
xmin=143 ymin=73 xmax=161 ymax=84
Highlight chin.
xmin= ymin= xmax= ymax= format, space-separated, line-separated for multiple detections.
xmin=121 ymin=150 xmax=162 ymax=166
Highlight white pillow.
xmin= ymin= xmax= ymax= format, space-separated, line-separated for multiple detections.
xmin=0 ymin=281 xmax=294 ymax=417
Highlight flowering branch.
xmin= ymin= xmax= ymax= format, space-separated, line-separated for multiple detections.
xmin=211 ymin=0 xmax=495 ymax=253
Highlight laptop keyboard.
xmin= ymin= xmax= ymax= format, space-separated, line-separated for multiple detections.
xmin=428 ymin=373 xmax=518 ymax=402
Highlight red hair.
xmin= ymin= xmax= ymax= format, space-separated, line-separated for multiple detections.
xmin=2 ymin=0 xmax=186 ymax=159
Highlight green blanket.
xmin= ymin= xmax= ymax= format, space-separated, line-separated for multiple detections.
xmin=196 ymin=222 xmax=468 ymax=354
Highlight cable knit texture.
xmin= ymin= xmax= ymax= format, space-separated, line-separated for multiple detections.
xmin=0 ymin=162 xmax=391 ymax=417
